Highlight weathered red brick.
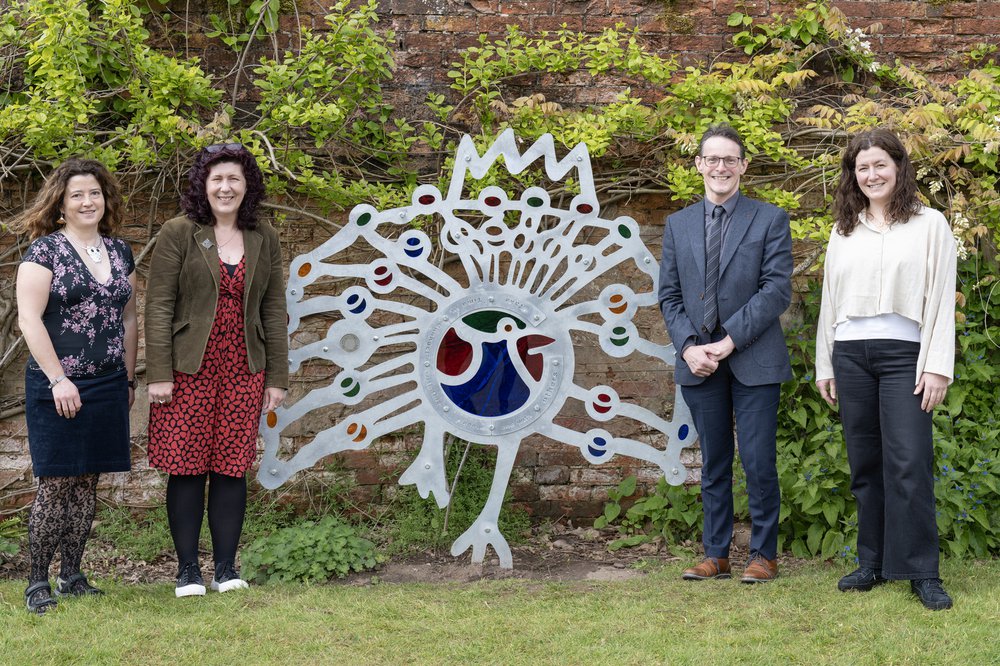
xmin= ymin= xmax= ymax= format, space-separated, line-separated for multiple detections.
xmin=927 ymin=1 xmax=980 ymax=18
xmin=584 ymin=16 xmax=638 ymax=31
xmin=955 ymin=18 xmax=1000 ymax=35
xmin=905 ymin=17 xmax=955 ymax=35
xmin=424 ymin=15 xmax=480 ymax=32
xmin=556 ymin=0 xmax=609 ymax=15
xmin=535 ymin=465 xmax=571 ymax=484
xmin=497 ymin=0 xmax=555 ymax=15
xmin=713 ymin=0 xmax=767 ymax=17
xmin=538 ymin=449 xmax=586 ymax=466
xmin=532 ymin=16 xmax=586 ymax=32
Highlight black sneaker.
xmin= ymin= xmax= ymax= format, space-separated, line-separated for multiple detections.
xmin=25 ymin=581 xmax=58 ymax=615
xmin=838 ymin=567 xmax=888 ymax=592
xmin=911 ymin=578 xmax=953 ymax=610
xmin=211 ymin=560 xmax=249 ymax=593
xmin=176 ymin=562 xmax=206 ymax=598
xmin=55 ymin=573 xmax=104 ymax=597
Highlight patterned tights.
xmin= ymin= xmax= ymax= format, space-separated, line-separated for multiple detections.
xmin=28 ymin=474 xmax=100 ymax=583
xmin=167 ymin=472 xmax=247 ymax=569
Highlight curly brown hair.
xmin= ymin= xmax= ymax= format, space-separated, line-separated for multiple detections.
xmin=181 ymin=144 xmax=265 ymax=230
xmin=8 ymin=158 xmax=124 ymax=241
xmin=832 ymin=128 xmax=920 ymax=236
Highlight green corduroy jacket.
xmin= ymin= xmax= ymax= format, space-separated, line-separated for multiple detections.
xmin=144 ymin=215 xmax=289 ymax=388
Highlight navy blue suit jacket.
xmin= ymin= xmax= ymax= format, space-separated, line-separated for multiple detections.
xmin=658 ymin=195 xmax=793 ymax=387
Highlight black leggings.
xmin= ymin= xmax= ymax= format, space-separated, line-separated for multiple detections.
xmin=28 ymin=474 xmax=99 ymax=583
xmin=166 ymin=472 xmax=247 ymax=569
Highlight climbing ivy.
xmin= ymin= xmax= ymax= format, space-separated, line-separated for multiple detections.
xmin=1 ymin=0 xmax=998 ymax=555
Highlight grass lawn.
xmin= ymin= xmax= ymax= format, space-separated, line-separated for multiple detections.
xmin=1 ymin=558 xmax=997 ymax=665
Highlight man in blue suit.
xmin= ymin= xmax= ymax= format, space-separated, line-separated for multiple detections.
xmin=658 ymin=124 xmax=793 ymax=583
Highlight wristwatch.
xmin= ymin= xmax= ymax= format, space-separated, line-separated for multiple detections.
xmin=127 ymin=378 xmax=137 ymax=389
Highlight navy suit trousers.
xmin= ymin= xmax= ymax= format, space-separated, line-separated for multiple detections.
xmin=681 ymin=355 xmax=781 ymax=560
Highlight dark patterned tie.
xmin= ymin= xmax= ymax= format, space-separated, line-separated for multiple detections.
xmin=703 ymin=205 xmax=724 ymax=332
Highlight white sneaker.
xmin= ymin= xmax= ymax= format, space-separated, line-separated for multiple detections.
xmin=211 ymin=561 xmax=249 ymax=592
xmin=175 ymin=562 xmax=206 ymax=598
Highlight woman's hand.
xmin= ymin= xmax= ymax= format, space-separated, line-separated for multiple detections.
xmin=52 ymin=379 xmax=82 ymax=419
xmin=816 ymin=378 xmax=837 ymax=407
xmin=262 ymin=387 xmax=286 ymax=413
xmin=148 ymin=381 xmax=174 ymax=406
xmin=915 ymin=372 xmax=949 ymax=412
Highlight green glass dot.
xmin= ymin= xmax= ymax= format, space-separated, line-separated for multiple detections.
xmin=527 ymin=196 xmax=543 ymax=207
xmin=341 ymin=378 xmax=352 ymax=388
xmin=357 ymin=212 xmax=371 ymax=226
xmin=613 ymin=326 xmax=626 ymax=335
xmin=618 ymin=224 xmax=632 ymax=239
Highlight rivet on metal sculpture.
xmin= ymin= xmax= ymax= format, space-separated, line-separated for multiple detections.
xmin=258 ymin=129 xmax=695 ymax=568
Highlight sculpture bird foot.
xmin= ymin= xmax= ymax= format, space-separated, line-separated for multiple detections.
xmin=451 ymin=517 xmax=513 ymax=569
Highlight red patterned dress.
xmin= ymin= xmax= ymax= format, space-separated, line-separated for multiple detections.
xmin=148 ymin=258 xmax=266 ymax=477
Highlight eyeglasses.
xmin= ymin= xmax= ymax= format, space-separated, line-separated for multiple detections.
xmin=205 ymin=143 xmax=243 ymax=154
xmin=699 ymin=155 xmax=743 ymax=167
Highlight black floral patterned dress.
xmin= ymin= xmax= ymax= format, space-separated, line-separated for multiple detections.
xmin=22 ymin=232 xmax=134 ymax=476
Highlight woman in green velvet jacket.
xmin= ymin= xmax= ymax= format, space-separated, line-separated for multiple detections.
xmin=145 ymin=144 xmax=288 ymax=597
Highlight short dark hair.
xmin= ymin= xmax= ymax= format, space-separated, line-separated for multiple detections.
xmin=8 ymin=158 xmax=124 ymax=240
xmin=697 ymin=124 xmax=746 ymax=159
xmin=181 ymin=144 xmax=266 ymax=229
xmin=833 ymin=128 xmax=920 ymax=236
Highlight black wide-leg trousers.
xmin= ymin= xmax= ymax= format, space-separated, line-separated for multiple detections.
xmin=832 ymin=339 xmax=940 ymax=580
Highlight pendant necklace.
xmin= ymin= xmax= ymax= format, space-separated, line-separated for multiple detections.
xmin=217 ymin=227 xmax=240 ymax=248
xmin=217 ymin=227 xmax=241 ymax=263
xmin=64 ymin=229 xmax=103 ymax=263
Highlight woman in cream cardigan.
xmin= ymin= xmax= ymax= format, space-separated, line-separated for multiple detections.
xmin=815 ymin=128 xmax=956 ymax=610
xmin=145 ymin=144 xmax=288 ymax=597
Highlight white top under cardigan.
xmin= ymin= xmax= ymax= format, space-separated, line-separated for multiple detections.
xmin=815 ymin=205 xmax=957 ymax=383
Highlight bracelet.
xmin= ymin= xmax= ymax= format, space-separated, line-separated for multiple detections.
xmin=127 ymin=378 xmax=137 ymax=389
xmin=48 ymin=374 xmax=66 ymax=390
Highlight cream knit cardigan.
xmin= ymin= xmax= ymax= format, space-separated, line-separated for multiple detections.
xmin=815 ymin=206 xmax=957 ymax=383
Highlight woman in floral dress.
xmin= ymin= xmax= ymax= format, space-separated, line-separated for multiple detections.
xmin=145 ymin=144 xmax=287 ymax=597
xmin=13 ymin=158 xmax=137 ymax=614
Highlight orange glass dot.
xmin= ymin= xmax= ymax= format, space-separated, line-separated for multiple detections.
xmin=298 ymin=262 xmax=312 ymax=277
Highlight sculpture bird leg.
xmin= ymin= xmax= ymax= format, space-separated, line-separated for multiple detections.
xmin=398 ymin=421 xmax=450 ymax=508
xmin=450 ymin=443 xmax=517 ymax=569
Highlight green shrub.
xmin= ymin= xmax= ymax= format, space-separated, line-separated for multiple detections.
xmin=93 ymin=506 xmax=175 ymax=562
xmin=598 ymin=258 xmax=1000 ymax=560
xmin=379 ymin=443 xmax=531 ymax=556
xmin=932 ymin=256 xmax=1000 ymax=557
xmin=594 ymin=475 xmax=702 ymax=550
xmin=0 ymin=515 xmax=26 ymax=559
xmin=242 ymin=515 xmax=384 ymax=583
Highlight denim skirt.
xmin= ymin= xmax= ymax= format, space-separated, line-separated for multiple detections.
xmin=25 ymin=366 xmax=131 ymax=476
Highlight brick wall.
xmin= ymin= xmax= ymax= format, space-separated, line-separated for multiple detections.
xmin=1 ymin=0 xmax=993 ymax=519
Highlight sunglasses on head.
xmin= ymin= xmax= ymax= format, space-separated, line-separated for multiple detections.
xmin=204 ymin=143 xmax=243 ymax=154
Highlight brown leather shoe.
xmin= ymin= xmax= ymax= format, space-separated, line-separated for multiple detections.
xmin=681 ymin=557 xmax=731 ymax=580
xmin=741 ymin=554 xmax=778 ymax=583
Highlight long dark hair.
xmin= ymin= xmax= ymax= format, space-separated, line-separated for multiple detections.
xmin=8 ymin=158 xmax=124 ymax=240
xmin=181 ymin=144 xmax=265 ymax=230
xmin=833 ymin=129 xmax=920 ymax=236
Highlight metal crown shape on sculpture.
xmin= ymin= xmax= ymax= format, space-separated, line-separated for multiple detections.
xmin=258 ymin=129 xmax=695 ymax=568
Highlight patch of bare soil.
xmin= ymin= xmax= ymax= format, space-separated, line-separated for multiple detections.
xmin=3 ymin=522 xmax=794 ymax=585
